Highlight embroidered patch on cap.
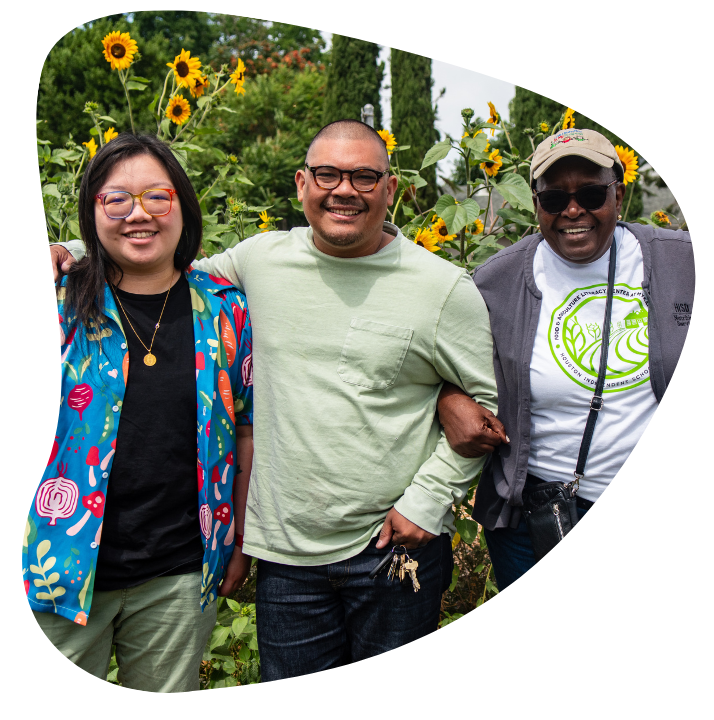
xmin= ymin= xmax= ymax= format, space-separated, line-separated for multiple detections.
xmin=550 ymin=129 xmax=586 ymax=149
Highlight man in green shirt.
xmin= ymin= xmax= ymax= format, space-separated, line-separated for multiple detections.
xmin=51 ymin=120 xmax=502 ymax=680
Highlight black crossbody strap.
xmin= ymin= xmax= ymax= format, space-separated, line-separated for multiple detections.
xmin=574 ymin=237 xmax=618 ymax=483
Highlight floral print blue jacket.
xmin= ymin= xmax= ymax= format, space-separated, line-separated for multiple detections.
xmin=23 ymin=268 xmax=253 ymax=625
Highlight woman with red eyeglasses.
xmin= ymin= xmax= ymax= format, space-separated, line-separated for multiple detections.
xmin=23 ymin=133 xmax=254 ymax=692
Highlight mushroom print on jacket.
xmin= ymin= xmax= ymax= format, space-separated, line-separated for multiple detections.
xmin=22 ymin=268 xmax=253 ymax=625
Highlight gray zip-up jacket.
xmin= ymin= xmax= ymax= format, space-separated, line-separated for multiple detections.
xmin=472 ymin=222 xmax=695 ymax=530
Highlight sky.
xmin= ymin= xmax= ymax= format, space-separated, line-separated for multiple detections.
xmin=322 ymin=36 xmax=516 ymax=176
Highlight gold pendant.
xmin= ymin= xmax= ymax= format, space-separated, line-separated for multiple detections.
xmin=144 ymin=353 xmax=157 ymax=366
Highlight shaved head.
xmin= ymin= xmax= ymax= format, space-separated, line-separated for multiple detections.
xmin=306 ymin=119 xmax=389 ymax=168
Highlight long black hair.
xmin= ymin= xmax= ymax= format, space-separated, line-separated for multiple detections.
xmin=64 ymin=133 xmax=202 ymax=327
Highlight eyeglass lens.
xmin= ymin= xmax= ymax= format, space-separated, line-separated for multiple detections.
xmin=103 ymin=190 xmax=173 ymax=219
xmin=538 ymin=185 xmax=610 ymax=214
xmin=313 ymin=166 xmax=380 ymax=192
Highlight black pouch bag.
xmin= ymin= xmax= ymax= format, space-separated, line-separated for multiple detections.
xmin=521 ymin=238 xmax=617 ymax=561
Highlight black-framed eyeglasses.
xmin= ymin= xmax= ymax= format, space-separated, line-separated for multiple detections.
xmin=304 ymin=164 xmax=389 ymax=193
xmin=534 ymin=180 xmax=618 ymax=215
xmin=96 ymin=188 xmax=178 ymax=219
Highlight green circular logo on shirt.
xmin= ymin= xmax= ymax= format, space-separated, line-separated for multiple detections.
xmin=548 ymin=283 xmax=650 ymax=393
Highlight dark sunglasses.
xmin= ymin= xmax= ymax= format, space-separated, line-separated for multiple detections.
xmin=535 ymin=179 xmax=618 ymax=214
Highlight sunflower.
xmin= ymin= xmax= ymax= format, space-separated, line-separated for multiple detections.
xmin=82 ymin=137 xmax=98 ymax=159
xmin=652 ymin=210 xmax=671 ymax=227
xmin=467 ymin=218 xmax=485 ymax=235
xmin=189 ymin=74 xmax=210 ymax=99
xmin=615 ymin=145 xmax=639 ymax=185
xmin=430 ymin=216 xmax=457 ymax=243
xmin=539 ymin=122 xmax=549 ymax=133
xmin=480 ymin=148 xmax=503 ymax=178
xmin=103 ymin=127 xmax=118 ymax=144
xmin=166 ymin=95 xmax=191 ymax=125
xmin=101 ymin=31 xmax=138 ymax=71
xmin=258 ymin=210 xmax=275 ymax=232
xmin=413 ymin=227 xmax=440 ymax=252
xmin=562 ymin=107 xmax=575 ymax=130
xmin=230 ymin=58 xmax=247 ymax=95
xmin=487 ymin=101 xmax=499 ymax=135
xmin=377 ymin=129 xmax=397 ymax=156
xmin=167 ymin=49 xmax=202 ymax=90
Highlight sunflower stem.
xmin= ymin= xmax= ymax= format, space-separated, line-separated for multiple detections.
xmin=156 ymin=70 xmax=173 ymax=131
xmin=198 ymin=175 xmax=221 ymax=204
xmin=500 ymin=119 xmax=514 ymax=152
xmin=120 ymin=70 xmax=136 ymax=134
xmin=623 ymin=181 xmax=635 ymax=221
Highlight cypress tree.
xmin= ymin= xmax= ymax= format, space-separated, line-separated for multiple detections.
xmin=322 ymin=34 xmax=383 ymax=127
xmin=390 ymin=49 xmax=439 ymax=210
xmin=508 ymin=86 xmax=643 ymax=219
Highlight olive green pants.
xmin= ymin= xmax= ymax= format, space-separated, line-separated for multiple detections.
xmin=33 ymin=571 xmax=216 ymax=692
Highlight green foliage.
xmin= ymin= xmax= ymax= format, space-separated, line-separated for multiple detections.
xmin=130 ymin=11 xmax=220 ymax=57
xmin=390 ymin=49 xmax=439 ymax=211
xmin=322 ymin=35 xmax=384 ymax=127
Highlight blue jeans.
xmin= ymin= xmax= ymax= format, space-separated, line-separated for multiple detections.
xmin=485 ymin=506 xmax=589 ymax=591
xmin=255 ymin=534 xmax=453 ymax=681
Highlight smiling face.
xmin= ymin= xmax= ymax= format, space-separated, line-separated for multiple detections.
xmin=295 ymin=135 xmax=398 ymax=257
xmin=535 ymin=156 xmax=626 ymax=264
xmin=94 ymin=153 xmax=184 ymax=278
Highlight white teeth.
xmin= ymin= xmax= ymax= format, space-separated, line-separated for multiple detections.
xmin=562 ymin=227 xmax=591 ymax=234
xmin=329 ymin=209 xmax=360 ymax=216
xmin=125 ymin=231 xmax=157 ymax=238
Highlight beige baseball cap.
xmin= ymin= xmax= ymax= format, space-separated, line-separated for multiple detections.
xmin=530 ymin=128 xmax=623 ymax=184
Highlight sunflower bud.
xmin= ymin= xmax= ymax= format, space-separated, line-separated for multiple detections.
xmin=461 ymin=108 xmax=475 ymax=124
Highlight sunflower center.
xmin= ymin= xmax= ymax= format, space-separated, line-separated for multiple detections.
xmin=485 ymin=161 xmax=494 ymax=169
xmin=172 ymin=104 xmax=184 ymax=117
xmin=416 ymin=241 xmax=425 ymax=247
xmin=111 ymin=44 xmax=126 ymax=59
xmin=438 ymin=226 xmax=448 ymax=237
xmin=176 ymin=61 xmax=190 ymax=77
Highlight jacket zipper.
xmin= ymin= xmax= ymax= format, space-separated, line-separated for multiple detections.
xmin=553 ymin=504 xmax=564 ymax=541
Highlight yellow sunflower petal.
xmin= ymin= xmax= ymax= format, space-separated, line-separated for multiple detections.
xmin=103 ymin=127 xmax=118 ymax=144
xmin=82 ymin=138 xmax=98 ymax=159
xmin=480 ymin=149 xmax=503 ymax=178
xmin=414 ymin=228 xmax=441 ymax=253
xmin=377 ymin=129 xmax=397 ymax=156
xmin=615 ymin=145 xmax=639 ymax=185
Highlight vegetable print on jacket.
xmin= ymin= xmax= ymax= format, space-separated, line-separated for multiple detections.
xmin=23 ymin=268 xmax=253 ymax=625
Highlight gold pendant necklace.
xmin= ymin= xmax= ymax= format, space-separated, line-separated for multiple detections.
xmin=112 ymin=272 xmax=174 ymax=366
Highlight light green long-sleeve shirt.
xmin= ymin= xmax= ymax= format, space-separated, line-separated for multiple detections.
xmin=63 ymin=223 xmax=497 ymax=565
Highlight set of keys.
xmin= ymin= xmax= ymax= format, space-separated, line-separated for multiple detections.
xmin=369 ymin=545 xmax=421 ymax=592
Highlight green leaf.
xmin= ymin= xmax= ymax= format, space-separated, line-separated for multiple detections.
xmin=232 ymin=617 xmax=249 ymax=637
xmin=209 ymin=625 xmax=232 ymax=650
xmin=98 ymin=115 xmax=118 ymax=122
xmin=496 ymin=208 xmax=536 ymax=227
xmin=197 ymin=96 xmax=211 ymax=109
xmin=454 ymin=517 xmax=480 ymax=544
xmin=148 ymin=94 xmax=160 ymax=114
xmin=194 ymin=127 xmax=221 ymax=136
xmin=125 ymin=81 xmax=148 ymax=92
xmin=401 ymin=205 xmax=415 ymax=219
xmin=42 ymin=184 xmax=61 ymax=199
xmin=289 ymin=197 xmax=304 ymax=212
xmin=226 ymin=599 xmax=241 ymax=612
xmin=234 ymin=174 xmax=254 ymax=186
xmin=172 ymin=142 xmax=204 ymax=152
xmin=448 ymin=564 xmax=460 ymax=593
xmin=238 ymin=645 xmax=251 ymax=662
xmin=494 ymin=173 xmax=535 ymax=212
xmin=420 ymin=140 xmax=453 ymax=170
xmin=462 ymin=134 xmax=490 ymax=154
xmin=395 ymin=145 xmax=411 ymax=151
xmin=433 ymin=196 xmax=482 ymax=235
xmin=128 ymin=76 xmax=150 ymax=83
xmin=215 ymin=105 xmax=237 ymax=114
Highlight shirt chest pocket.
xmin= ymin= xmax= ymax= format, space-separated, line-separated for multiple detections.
xmin=337 ymin=318 xmax=414 ymax=390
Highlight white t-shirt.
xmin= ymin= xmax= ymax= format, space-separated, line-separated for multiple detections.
xmin=527 ymin=226 xmax=658 ymax=502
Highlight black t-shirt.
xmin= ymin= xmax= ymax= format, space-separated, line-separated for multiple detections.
xmin=93 ymin=273 xmax=203 ymax=591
